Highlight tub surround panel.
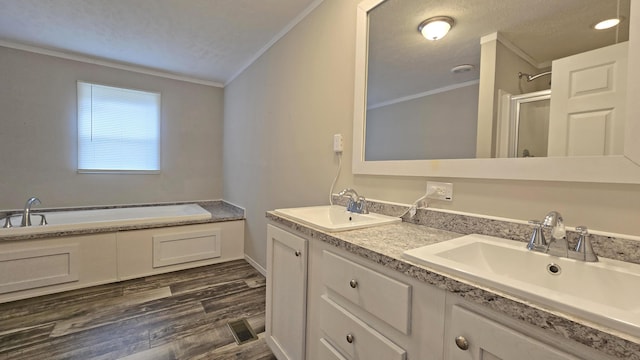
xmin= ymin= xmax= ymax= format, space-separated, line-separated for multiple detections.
xmin=1 ymin=220 xmax=245 ymax=303
xmin=266 ymin=212 xmax=640 ymax=359
xmin=0 ymin=201 xmax=244 ymax=242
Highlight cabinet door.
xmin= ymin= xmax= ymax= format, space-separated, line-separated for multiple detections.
xmin=266 ymin=225 xmax=308 ymax=360
xmin=447 ymin=306 xmax=579 ymax=360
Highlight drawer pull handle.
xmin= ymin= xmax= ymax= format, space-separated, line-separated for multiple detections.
xmin=349 ymin=279 xmax=358 ymax=288
xmin=346 ymin=333 xmax=354 ymax=344
xmin=294 ymin=250 xmax=301 ymax=257
xmin=455 ymin=336 xmax=469 ymax=351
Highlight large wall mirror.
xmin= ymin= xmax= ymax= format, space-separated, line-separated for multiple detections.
xmin=352 ymin=0 xmax=640 ymax=183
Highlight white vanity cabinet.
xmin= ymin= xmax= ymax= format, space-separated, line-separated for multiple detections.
xmin=309 ymin=243 xmax=447 ymax=360
xmin=267 ymin=222 xmax=617 ymax=360
xmin=266 ymin=224 xmax=308 ymax=360
xmin=266 ymin=223 xmax=446 ymax=360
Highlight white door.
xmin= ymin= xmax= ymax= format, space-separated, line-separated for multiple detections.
xmin=446 ymin=306 xmax=579 ymax=360
xmin=266 ymin=225 xmax=308 ymax=360
xmin=548 ymin=42 xmax=628 ymax=156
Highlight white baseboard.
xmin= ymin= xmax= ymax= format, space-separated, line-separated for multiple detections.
xmin=244 ymin=254 xmax=266 ymax=277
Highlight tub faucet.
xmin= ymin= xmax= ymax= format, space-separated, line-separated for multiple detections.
xmin=21 ymin=197 xmax=41 ymax=227
xmin=337 ymin=188 xmax=368 ymax=214
xmin=542 ymin=211 xmax=568 ymax=257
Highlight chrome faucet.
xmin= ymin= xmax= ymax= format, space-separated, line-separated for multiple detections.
xmin=337 ymin=188 xmax=368 ymax=214
xmin=21 ymin=197 xmax=41 ymax=227
xmin=527 ymin=211 xmax=598 ymax=262
xmin=542 ymin=211 xmax=568 ymax=257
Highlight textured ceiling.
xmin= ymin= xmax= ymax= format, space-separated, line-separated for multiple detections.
xmin=367 ymin=0 xmax=631 ymax=106
xmin=0 ymin=0 xmax=319 ymax=85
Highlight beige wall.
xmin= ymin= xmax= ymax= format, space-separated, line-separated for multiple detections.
xmin=225 ymin=0 xmax=640 ymax=269
xmin=0 ymin=46 xmax=224 ymax=208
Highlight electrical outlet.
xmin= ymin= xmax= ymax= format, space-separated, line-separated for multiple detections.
xmin=333 ymin=134 xmax=344 ymax=153
xmin=426 ymin=181 xmax=453 ymax=201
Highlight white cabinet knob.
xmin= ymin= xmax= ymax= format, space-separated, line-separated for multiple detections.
xmin=349 ymin=279 xmax=358 ymax=288
xmin=294 ymin=250 xmax=301 ymax=257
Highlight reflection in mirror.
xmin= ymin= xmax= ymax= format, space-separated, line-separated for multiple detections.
xmin=364 ymin=0 xmax=630 ymax=161
xmin=511 ymin=91 xmax=550 ymax=158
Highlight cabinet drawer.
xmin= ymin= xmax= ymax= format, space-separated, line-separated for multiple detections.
xmin=320 ymin=295 xmax=406 ymax=360
xmin=319 ymin=338 xmax=349 ymax=360
xmin=323 ymin=250 xmax=411 ymax=334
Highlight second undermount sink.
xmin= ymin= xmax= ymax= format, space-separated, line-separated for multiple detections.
xmin=273 ymin=205 xmax=400 ymax=232
xmin=403 ymin=234 xmax=640 ymax=338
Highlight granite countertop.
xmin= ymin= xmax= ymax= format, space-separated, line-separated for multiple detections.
xmin=0 ymin=201 xmax=245 ymax=241
xmin=266 ymin=211 xmax=640 ymax=360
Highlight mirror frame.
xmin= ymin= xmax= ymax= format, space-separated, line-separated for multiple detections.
xmin=353 ymin=0 xmax=640 ymax=183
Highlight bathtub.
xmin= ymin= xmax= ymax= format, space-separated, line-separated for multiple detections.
xmin=0 ymin=204 xmax=212 ymax=237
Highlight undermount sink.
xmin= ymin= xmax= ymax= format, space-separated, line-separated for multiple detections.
xmin=273 ymin=205 xmax=400 ymax=232
xmin=403 ymin=234 xmax=640 ymax=338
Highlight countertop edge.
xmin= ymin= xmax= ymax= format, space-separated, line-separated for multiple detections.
xmin=0 ymin=201 xmax=245 ymax=241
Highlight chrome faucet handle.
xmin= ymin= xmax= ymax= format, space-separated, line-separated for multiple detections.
xmin=32 ymin=213 xmax=48 ymax=226
xmin=356 ymin=196 xmax=369 ymax=214
xmin=2 ymin=215 xmax=12 ymax=228
xmin=527 ymin=220 xmax=546 ymax=251
xmin=574 ymin=226 xmax=598 ymax=262
xmin=345 ymin=198 xmax=357 ymax=212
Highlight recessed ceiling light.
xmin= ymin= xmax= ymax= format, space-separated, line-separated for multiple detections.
xmin=594 ymin=18 xmax=621 ymax=30
xmin=418 ymin=16 xmax=454 ymax=41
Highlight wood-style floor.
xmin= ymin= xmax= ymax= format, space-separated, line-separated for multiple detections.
xmin=0 ymin=260 xmax=276 ymax=360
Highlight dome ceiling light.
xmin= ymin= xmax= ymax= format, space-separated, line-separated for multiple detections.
xmin=418 ymin=16 xmax=454 ymax=41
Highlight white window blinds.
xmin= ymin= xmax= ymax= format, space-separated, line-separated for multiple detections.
xmin=77 ymin=82 xmax=161 ymax=173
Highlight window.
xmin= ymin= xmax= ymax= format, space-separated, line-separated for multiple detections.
xmin=77 ymin=82 xmax=161 ymax=173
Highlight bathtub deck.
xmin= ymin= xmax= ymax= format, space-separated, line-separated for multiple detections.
xmin=0 ymin=260 xmax=274 ymax=360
